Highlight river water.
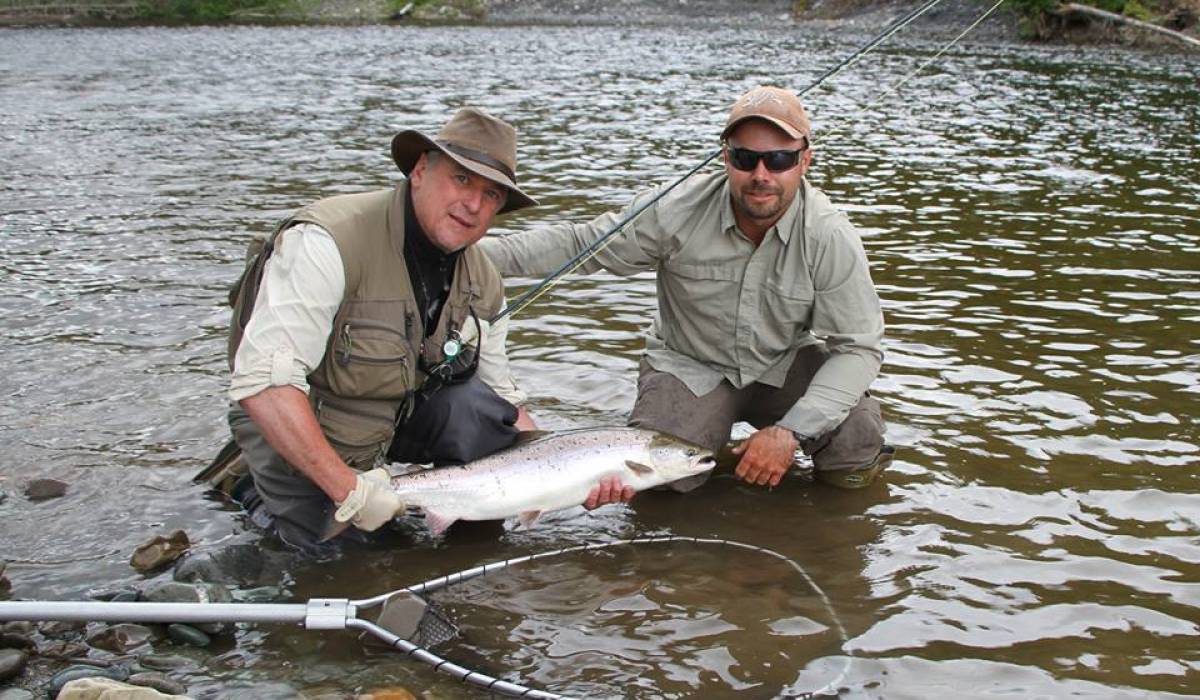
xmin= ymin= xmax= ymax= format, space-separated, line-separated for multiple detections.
xmin=1 ymin=21 xmax=1197 ymax=700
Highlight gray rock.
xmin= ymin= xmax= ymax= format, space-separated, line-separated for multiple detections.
xmin=38 ymin=619 xmax=87 ymax=637
xmin=0 ymin=631 xmax=34 ymax=649
xmin=165 ymin=624 xmax=210 ymax=648
xmin=47 ymin=664 xmax=131 ymax=698
xmin=137 ymin=653 xmax=198 ymax=672
xmin=128 ymin=672 xmax=188 ymax=696
xmin=35 ymin=639 xmax=89 ymax=659
xmin=0 ymin=648 xmax=27 ymax=682
xmin=173 ymin=544 xmax=288 ymax=587
xmin=91 ymin=588 xmax=141 ymax=603
xmin=86 ymin=623 xmax=155 ymax=654
xmin=141 ymin=582 xmax=232 ymax=635
xmin=0 ymin=621 xmax=33 ymax=635
xmin=23 ymin=478 xmax=67 ymax=501
xmin=0 ymin=688 xmax=35 ymax=700
xmin=131 ymin=531 xmax=191 ymax=574
xmin=231 ymin=586 xmax=282 ymax=604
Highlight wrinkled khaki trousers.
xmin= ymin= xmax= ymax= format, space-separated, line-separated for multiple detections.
xmin=628 ymin=345 xmax=885 ymax=492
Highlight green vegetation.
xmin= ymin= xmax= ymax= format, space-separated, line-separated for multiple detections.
xmin=0 ymin=0 xmax=481 ymax=23
xmin=1007 ymin=0 xmax=1199 ymax=38
xmin=135 ymin=0 xmax=295 ymax=22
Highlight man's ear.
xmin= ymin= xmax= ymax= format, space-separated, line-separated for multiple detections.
xmin=409 ymin=152 xmax=429 ymax=187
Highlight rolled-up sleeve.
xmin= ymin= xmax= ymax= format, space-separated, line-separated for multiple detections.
xmin=228 ymin=223 xmax=345 ymax=402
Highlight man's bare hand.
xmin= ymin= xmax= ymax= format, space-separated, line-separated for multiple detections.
xmin=584 ymin=476 xmax=635 ymax=510
xmin=732 ymin=426 xmax=798 ymax=488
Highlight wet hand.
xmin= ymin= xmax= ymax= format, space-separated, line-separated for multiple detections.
xmin=733 ymin=427 xmax=797 ymax=488
xmin=584 ymin=475 xmax=635 ymax=510
xmin=334 ymin=467 xmax=406 ymax=532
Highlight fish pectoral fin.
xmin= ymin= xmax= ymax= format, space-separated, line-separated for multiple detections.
xmin=511 ymin=429 xmax=553 ymax=447
xmin=517 ymin=510 xmax=542 ymax=529
xmin=625 ymin=460 xmax=654 ymax=476
xmin=424 ymin=510 xmax=458 ymax=537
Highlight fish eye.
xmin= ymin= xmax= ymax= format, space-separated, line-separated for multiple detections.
xmin=686 ymin=448 xmax=697 ymax=456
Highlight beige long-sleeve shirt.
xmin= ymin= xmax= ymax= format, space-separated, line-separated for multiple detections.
xmin=478 ymin=172 xmax=883 ymax=439
xmin=230 ymin=223 xmax=527 ymax=406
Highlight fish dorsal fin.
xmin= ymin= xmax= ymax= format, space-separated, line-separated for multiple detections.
xmin=625 ymin=460 xmax=653 ymax=476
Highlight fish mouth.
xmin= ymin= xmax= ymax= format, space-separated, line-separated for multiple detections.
xmin=697 ymin=456 xmax=717 ymax=471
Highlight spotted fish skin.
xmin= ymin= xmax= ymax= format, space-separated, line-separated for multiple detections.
xmin=390 ymin=427 xmax=716 ymax=535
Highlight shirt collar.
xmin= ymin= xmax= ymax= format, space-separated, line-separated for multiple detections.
xmin=719 ymin=176 xmax=808 ymax=245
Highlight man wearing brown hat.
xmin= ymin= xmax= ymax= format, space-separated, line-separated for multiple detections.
xmin=480 ymin=86 xmax=892 ymax=496
xmin=209 ymin=107 xmax=563 ymax=552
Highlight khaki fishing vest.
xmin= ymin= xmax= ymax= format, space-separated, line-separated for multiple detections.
xmin=227 ymin=182 xmax=504 ymax=468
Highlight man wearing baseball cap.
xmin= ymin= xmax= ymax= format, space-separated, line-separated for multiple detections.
xmin=481 ymin=86 xmax=892 ymax=497
xmin=201 ymin=108 xmax=558 ymax=552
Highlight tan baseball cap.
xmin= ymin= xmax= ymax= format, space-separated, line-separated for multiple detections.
xmin=721 ymin=86 xmax=812 ymax=143
xmin=391 ymin=107 xmax=538 ymax=215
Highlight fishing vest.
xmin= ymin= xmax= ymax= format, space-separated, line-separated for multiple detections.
xmin=227 ymin=182 xmax=504 ymax=468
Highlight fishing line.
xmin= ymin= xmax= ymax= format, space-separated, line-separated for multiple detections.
xmin=489 ymin=0 xmax=960 ymax=325
xmin=815 ymin=0 xmax=1008 ymax=145
xmin=351 ymin=535 xmax=853 ymax=699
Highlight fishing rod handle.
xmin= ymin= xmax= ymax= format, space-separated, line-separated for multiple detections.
xmin=0 ymin=599 xmax=349 ymax=628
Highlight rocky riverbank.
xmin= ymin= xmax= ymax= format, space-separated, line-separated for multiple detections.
xmin=4 ymin=0 xmax=1197 ymax=49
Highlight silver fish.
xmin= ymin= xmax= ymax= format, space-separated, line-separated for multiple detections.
xmin=391 ymin=427 xmax=715 ymax=535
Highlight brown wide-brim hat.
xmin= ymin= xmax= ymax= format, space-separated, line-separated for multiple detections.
xmin=391 ymin=107 xmax=538 ymax=215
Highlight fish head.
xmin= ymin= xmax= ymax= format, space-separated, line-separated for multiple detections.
xmin=644 ymin=432 xmax=717 ymax=483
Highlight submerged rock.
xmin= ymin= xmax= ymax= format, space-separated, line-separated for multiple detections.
xmin=0 ymin=647 xmax=28 ymax=682
xmin=131 ymin=531 xmax=191 ymax=574
xmin=358 ymin=688 xmax=418 ymax=700
xmin=141 ymin=582 xmax=232 ymax=635
xmin=23 ymin=478 xmax=67 ymax=501
xmin=165 ymin=624 xmax=210 ymax=648
xmin=39 ymin=619 xmax=88 ymax=637
xmin=128 ymin=672 xmax=189 ymax=696
xmin=173 ymin=543 xmax=289 ymax=587
xmin=136 ymin=653 xmax=198 ymax=672
xmin=86 ymin=623 xmax=155 ymax=654
xmin=0 ymin=688 xmax=35 ymax=700
xmin=0 ymin=630 xmax=34 ymax=649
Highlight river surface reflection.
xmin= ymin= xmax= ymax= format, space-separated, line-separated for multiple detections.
xmin=1 ymin=22 xmax=1197 ymax=700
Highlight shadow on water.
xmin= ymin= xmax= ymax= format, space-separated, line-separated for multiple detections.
xmin=0 ymin=20 xmax=1198 ymax=700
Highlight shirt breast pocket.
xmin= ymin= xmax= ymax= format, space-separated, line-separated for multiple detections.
xmin=665 ymin=261 xmax=743 ymax=338
xmin=760 ymin=282 xmax=815 ymax=347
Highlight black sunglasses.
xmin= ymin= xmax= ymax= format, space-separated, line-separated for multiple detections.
xmin=727 ymin=146 xmax=805 ymax=173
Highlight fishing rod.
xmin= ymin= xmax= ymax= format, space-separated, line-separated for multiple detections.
xmin=490 ymin=0 xmax=956 ymax=325
xmin=0 ymin=536 xmax=850 ymax=700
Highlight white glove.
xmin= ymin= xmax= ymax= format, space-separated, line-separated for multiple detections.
xmin=334 ymin=468 xmax=405 ymax=532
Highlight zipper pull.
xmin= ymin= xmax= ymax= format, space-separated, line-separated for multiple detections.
xmin=338 ymin=323 xmax=352 ymax=366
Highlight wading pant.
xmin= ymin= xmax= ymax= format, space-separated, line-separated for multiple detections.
xmin=229 ymin=377 xmax=519 ymax=552
xmin=628 ymin=345 xmax=885 ymax=493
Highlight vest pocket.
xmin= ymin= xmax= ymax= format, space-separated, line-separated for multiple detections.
xmin=329 ymin=316 xmax=413 ymax=399
xmin=315 ymin=396 xmax=394 ymax=467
